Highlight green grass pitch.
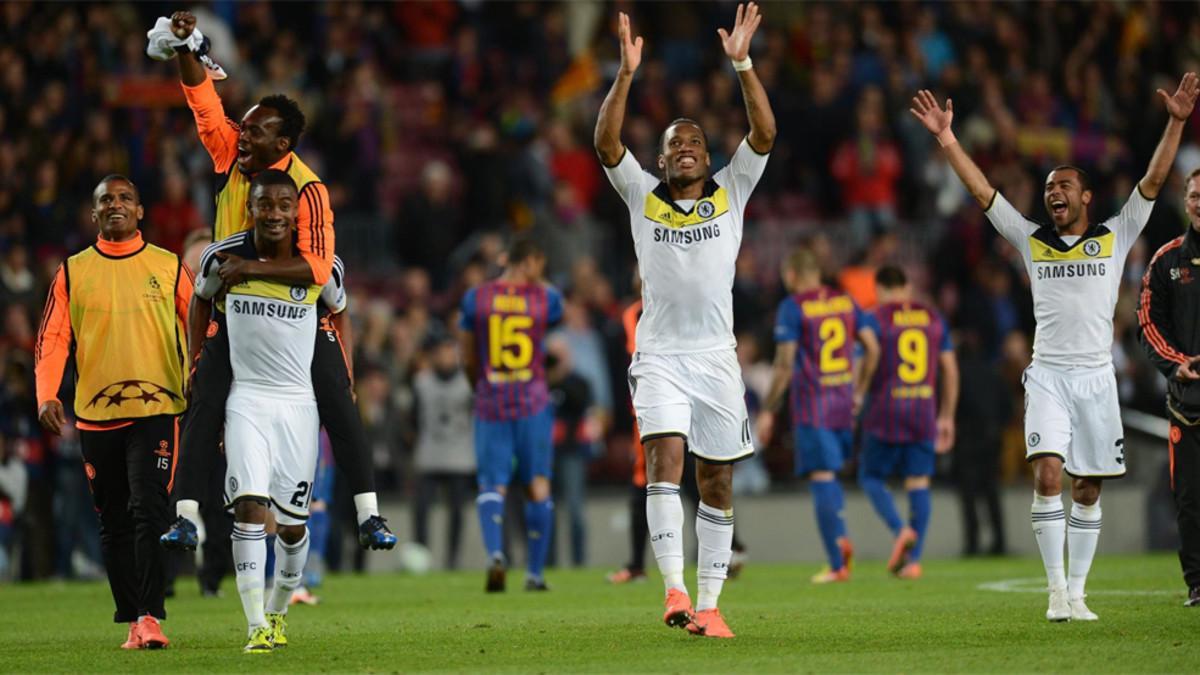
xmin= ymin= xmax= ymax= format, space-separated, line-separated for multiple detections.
xmin=2 ymin=553 xmax=1197 ymax=673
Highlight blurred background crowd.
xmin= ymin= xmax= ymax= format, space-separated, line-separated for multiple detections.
xmin=2 ymin=0 xmax=1199 ymax=580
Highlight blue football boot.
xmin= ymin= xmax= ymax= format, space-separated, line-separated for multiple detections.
xmin=357 ymin=515 xmax=397 ymax=550
xmin=160 ymin=516 xmax=199 ymax=551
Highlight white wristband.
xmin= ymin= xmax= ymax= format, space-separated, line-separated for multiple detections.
xmin=731 ymin=56 xmax=753 ymax=72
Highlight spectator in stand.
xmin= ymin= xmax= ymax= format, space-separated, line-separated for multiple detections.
xmin=831 ymin=86 xmax=902 ymax=251
xmin=145 ymin=170 xmax=203 ymax=256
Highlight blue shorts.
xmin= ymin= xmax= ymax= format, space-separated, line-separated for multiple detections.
xmin=474 ymin=407 xmax=554 ymax=490
xmin=860 ymin=434 xmax=935 ymax=480
xmin=794 ymin=426 xmax=853 ymax=475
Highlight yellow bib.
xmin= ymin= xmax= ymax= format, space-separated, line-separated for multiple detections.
xmin=213 ymin=154 xmax=321 ymax=241
xmin=66 ymin=244 xmax=188 ymax=422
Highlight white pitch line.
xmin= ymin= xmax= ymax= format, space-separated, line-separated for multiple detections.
xmin=978 ymin=577 xmax=1175 ymax=596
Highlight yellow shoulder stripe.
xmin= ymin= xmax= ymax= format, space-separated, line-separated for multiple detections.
xmin=643 ymin=187 xmax=729 ymax=229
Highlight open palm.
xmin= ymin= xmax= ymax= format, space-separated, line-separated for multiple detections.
xmin=1159 ymin=72 xmax=1200 ymax=121
xmin=909 ymin=89 xmax=954 ymax=136
xmin=618 ymin=12 xmax=643 ymax=75
xmin=718 ymin=3 xmax=762 ymax=61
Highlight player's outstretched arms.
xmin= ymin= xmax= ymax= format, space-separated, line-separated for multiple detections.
xmin=594 ymin=12 xmax=642 ymax=167
xmin=910 ymin=90 xmax=994 ymax=208
xmin=170 ymin=11 xmax=206 ymax=87
xmin=720 ymin=3 xmax=775 ymax=153
xmin=1139 ymin=72 xmax=1199 ymax=199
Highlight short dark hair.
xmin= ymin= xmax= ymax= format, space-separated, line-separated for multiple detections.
xmin=1186 ymin=167 xmax=1200 ymax=186
xmin=94 ymin=174 xmax=139 ymax=204
xmin=507 ymin=236 xmax=544 ymax=265
xmin=875 ymin=265 xmax=908 ymax=289
xmin=258 ymin=94 xmax=306 ymax=151
xmin=1049 ymin=164 xmax=1091 ymax=192
xmin=659 ymin=118 xmax=708 ymax=154
xmin=249 ymin=169 xmax=298 ymax=196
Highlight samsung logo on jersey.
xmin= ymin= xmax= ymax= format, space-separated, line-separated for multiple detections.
xmin=653 ymin=223 xmax=721 ymax=245
xmin=230 ymin=299 xmax=310 ymax=320
xmin=1036 ymin=263 xmax=1107 ymax=280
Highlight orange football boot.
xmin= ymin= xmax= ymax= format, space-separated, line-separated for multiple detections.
xmin=120 ymin=622 xmax=141 ymax=650
xmin=138 ymin=616 xmax=170 ymax=649
xmin=663 ymin=588 xmax=694 ymax=629
xmin=686 ymin=608 xmax=735 ymax=638
xmin=897 ymin=562 xmax=923 ymax=579
xmin=887 ymin=526 xmax=918 ymax=575
xmin=811 ymin=566 xmax=851 ymax=584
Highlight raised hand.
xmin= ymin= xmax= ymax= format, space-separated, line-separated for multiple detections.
xmin=170 ymin=10 xmax=196 ymax=41
xmin=909 ymin=89 xmax=954 ymax=136
xmin=618 ymin=12 xmax=643 ymax=76
xmin=718 ymin=2 xmax=762 ymax=61
xmin=1159 ymin=72 xmax=1200 ymax=121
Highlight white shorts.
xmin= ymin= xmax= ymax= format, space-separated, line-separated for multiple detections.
xmin=628 ymin=349 xmax=753 ymax=463
xmin=224 ymin=391 xmax=320 ymax=526
xmin=1022 ymin=362 xmax=1125 ymax=478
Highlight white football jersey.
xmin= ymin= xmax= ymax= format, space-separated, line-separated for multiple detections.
xmin=604 ymin=138 xmax=768 ymax=354
xmin=985 ymin=187 xmax=1154 ymax=368
xmin=194 ymin=232 xmax=347 ymax=398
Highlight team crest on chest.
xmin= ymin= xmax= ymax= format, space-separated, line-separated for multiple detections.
xmin=290 ymin=286 xmax=308 ymax=302
xmin=1082 ymin=240 xmax=1102 ymax=257
xmin=696 ymin=200 xmax=715 ymax=219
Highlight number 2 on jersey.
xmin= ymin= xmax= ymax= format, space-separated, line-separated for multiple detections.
xmin=819 ymin=318 xmax=849 ymax=373
xmin=897 ymin=328 xmax=928 ymax=383
xmin=488 ymin=314 xmax=534 ymax=371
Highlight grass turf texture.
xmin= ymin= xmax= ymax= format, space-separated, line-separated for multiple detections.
xmin=2 ymin=553 xmax=1197 ymax=673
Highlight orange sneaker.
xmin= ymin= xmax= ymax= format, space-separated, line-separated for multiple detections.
xmin=290 ymin=586 xmax=321 ymax=606
xmin=662 ymin=588 xmax=694 ymax=629
xmin=686 ymin=608 xmax=735 ymax=638
xmin=121 ymin=622 xmax=141 ymax=650
xmin=897 ymin=562 xmax=922 ymax=579
xmin=137 ymin=616 xmax=169 ymax=649
xmin=887 ymin=527 xmax=918 ymax=575
xmin=810 ymin=566 xmax=851 ymax=584
xmin=838 ymin=536 xmax=855 ymax=571
xmin=606 ymin=567 xmax=647 ymax=584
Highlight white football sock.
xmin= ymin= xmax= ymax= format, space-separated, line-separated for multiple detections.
xmin=1067 ymin=500 xmax=1102 ymax=599
xmin=695 ymin=502 xmax=734 ymax=612
xmin=353 ymin=492 xmax=380 ymax=525
xmin=1031 ymin=492 xmax=1067 ymax=590
xmin=646 ymin=482 xmax=686 ymax=593
xmin=176 ymin=499 xmax=200 ymax=523
xmin=267 ymin=529 xmax=310 ymax=614
xmin=232 ymin=522 xmax=268 ymax=631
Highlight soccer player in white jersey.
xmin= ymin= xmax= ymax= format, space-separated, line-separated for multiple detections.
xmin=911 ymin=73 xmax=1199 ymax=621
xmin=193 ymin=170 xmax=344 ymax=652
xmin=594 ymin=3 xmax=775 ymax=639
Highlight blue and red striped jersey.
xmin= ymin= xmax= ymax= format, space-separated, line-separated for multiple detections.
xmin=865 ymin=300 xmax=953 ymax=443
xmin=459 ymin=280 xmax=563 ymax=421
xmin=774 ymin=287 xmax=870 ymax=431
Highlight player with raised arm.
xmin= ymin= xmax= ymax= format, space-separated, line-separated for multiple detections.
xmin=595 ymin=4 xmax=775 ymax=638
xmin=765 ymin=248 xmax=879 ymax=584
xmin=193 ymin=170 xmax=344 ymax=652
xmin=157 ymin=10 xmax=394 ymax=552
xmin=911 ymin=73 xmax=1198 ymax=620
xmin=858 ymin=266 xmax=958 ymax=580
xmin=459 ymin=238 xmax=563 ymax=593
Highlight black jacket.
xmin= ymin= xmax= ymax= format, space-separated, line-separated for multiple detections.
xmin=1137 ymin=226 xmax=1200 ymax=419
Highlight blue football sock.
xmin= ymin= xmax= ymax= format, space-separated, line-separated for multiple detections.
xmin=811 ymin=480 xmax=845 ymax=570
xmin=524 ymin=499 xmax=554 ymax=581
xmin=908 ymin=487 xmax=932 ymax=562
xmin=476 ymin=491 xmax=505 ymax=561
xmin=860 ymin=475 xmax=903 ymax=535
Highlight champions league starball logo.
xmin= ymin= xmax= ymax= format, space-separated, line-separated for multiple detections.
xmin=85 ymin=380 xmax=182 ymax=409
xmin=1083 ymin=240 xmax=1102 ymax=257
xmin=697 ymin=200 xmax=715 ymax=219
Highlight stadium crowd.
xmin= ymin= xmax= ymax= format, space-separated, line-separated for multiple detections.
xmin=2 ymin=0 xmax=1199 ymax=579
